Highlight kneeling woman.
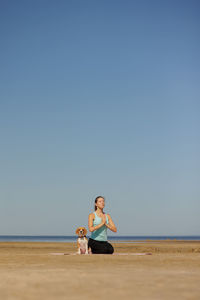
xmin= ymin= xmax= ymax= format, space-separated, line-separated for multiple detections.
xmin=88 ymin=196 xmax=117 ymax=254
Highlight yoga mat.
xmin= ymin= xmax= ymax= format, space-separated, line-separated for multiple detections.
xmin=50 ymin=253 xmax=152 ymax=256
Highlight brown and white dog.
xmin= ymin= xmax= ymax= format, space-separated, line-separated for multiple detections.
xmin=75 ymin=227 xmax=91 ymax=255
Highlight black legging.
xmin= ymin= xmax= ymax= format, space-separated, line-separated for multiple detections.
xmin=88 ymin=238 xmax=114 ymax=254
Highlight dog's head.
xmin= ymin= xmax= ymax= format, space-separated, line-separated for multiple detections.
xmin=75 ymin=227 xmax=87 ymax=237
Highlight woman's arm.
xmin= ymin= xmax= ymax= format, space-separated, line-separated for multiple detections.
xmin=88 ymin=213 xmax=105 ymax=232
xmin=105 ymin=214 xmax=117 ymax=233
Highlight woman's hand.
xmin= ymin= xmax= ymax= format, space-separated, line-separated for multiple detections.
xmin=101 ymin=214 xmax=107 ymax=224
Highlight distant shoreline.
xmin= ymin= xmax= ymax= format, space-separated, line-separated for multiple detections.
xmin=0 ymin=235 xmax=200 ymax=242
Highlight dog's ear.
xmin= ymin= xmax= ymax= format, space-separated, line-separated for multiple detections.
xmin=83 ymin=228 xmax=87 ymax=235
xmin=75 ymin=228 xmax=80 ymax=235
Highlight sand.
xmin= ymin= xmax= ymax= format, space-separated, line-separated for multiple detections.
xmin=0 ymin=241 xmax=200 ymax=300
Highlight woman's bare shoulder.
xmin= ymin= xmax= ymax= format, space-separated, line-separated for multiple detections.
xmin=89 ymin=212 xmax=95 ymax=218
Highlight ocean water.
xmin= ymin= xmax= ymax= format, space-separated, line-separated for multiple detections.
xmin=0 ymin=235 xmax=199 ymax=242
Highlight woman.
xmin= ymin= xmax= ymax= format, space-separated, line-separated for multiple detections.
xmin=88 ymin=196 xmax=117 ymax=254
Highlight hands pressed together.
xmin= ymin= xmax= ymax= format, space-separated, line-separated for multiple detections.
xmin=101 ymin=214 xmax=108 ymax=226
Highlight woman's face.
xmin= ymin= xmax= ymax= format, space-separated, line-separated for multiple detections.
xmin=96 ymin=197 xmax=105 ymax=209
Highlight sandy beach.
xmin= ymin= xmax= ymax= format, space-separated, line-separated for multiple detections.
xmin=0 ymin=241 xmax=200 ymax=300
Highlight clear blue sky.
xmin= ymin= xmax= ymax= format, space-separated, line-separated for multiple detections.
xmin=0 ymin=0 xmax=199 ymax=236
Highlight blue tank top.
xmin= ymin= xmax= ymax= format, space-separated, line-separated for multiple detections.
xmin=90 ymin=211 xmax=109 ymax=241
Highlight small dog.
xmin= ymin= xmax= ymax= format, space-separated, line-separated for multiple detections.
xmin=75 ymin=227 xmax=92 ymax=255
